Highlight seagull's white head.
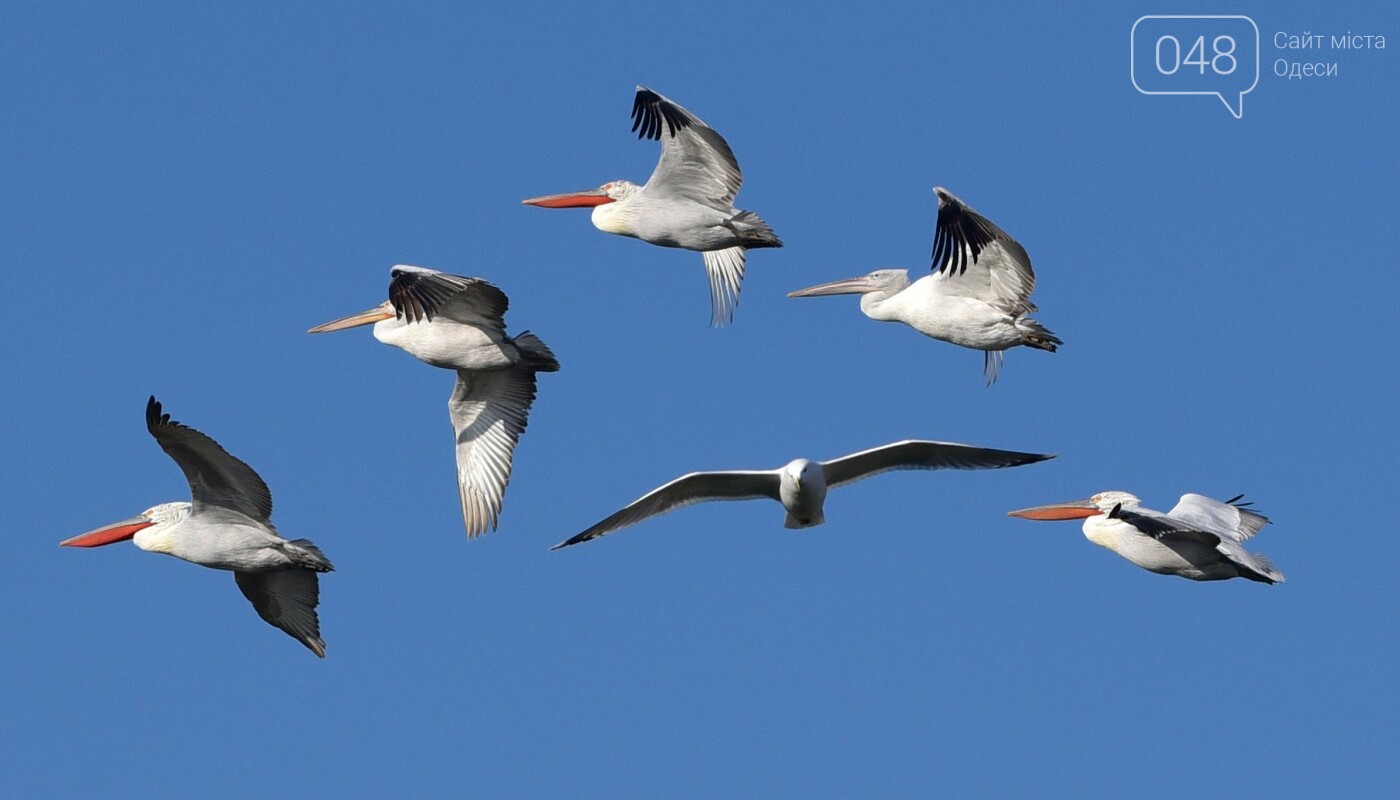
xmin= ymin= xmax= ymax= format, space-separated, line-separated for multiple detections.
xmin=782 ymin=458 xmax=821 ymax=490
xmin=1007 ymin=491 xmax=1142 ymax=521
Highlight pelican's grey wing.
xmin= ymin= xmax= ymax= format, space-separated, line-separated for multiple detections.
xmin=929 ymin=187 xmax=1036 ymax=312
xmin=145 ymin=397 xmax=273 ymax=522
xmin=552 ymin=470 xmax=781 ymax=549
xmin=821 ymin=440 xmax=1054 ymax=489
xmin=388 ymin=264 xmax=510 ymax=328
xmin=234 ymin=569 xmax=326 ymax=658
xmin=1168 ymin=493 xmax=1270 ymax=542
xmin=631 ymin=86 xmax=743 ymax=208
xmin=1108 ymin=503 xmax=1282 ymax=583
xmin=449 ymin=366 xmax=542 ymax=537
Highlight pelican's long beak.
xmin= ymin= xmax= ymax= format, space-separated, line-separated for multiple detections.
xmin=61 ymin=516 xmax=155 ymax=548
xmin=787 ymin=275 xmax=879 ymax=298
xmin=521 ymin=188 xmax=615 ymax=208
xmin=1007 ymin=499 xmax=1103 ymax=521
xmin=307 ymin=304 xmax=394 ymax=334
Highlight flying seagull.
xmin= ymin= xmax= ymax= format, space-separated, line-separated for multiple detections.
xmin=553 ymin=440 xmax=1053 ymax=549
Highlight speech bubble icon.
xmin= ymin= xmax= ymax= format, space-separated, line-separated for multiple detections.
xmin=1131 ymin=15 xmax=1259 ymax=119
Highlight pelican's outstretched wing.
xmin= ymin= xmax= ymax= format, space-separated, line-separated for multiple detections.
xmin=1168 ymin=493 xmax=1270 ymax=542
xmin=388 ymin=265 xmax=510 ymax=328
xmin=234 ymin=569 xmax=326 ymax=657
xmin=1108 ymin=501 xmax=1283 ymax=584
xmin=553 ymin=470 xmax=781 ymax=549
xmin=146 ymin=397 xmax=273 ymax=522
xmin=448 ymin=366 xmax=543 ymax=537
xmin=632 ymin=86 xmax=743 ymax=209
xmin=821 ymin=440 xmax=1053 ymax=489
xmin=929 ymin=187 xmax=1036 ymax=313
xmin=701 ymin=246 xmax=747 ymax=326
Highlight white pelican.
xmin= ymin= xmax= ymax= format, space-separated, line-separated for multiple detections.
xmin=309 ymin=265 xmax=559 ymax=537
xmin=61 ymin=397 xmax=335 ymax=657
xmin=1008 ymin=492 xmax=1284 ymax=583
xmin=522 ymin=86 xmax=782 ymax=326
xmin=552 ymin=440 xmax=1053 ymax=549
xmin=788 ymin=187 xmax=1059 ymax=383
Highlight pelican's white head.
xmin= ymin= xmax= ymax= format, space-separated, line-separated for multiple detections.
xmin=1006 ymin=491 xmax=1142 ymax=521
xmin=787 ymin=269 xmax=912 ymax=317
xmin=61 ymin=501 xmax=191 ymax=550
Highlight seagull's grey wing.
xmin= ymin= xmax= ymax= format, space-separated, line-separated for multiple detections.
xmin=552 ymin=470 xmax=781 ymax=549
xmin=388 ymin=264 xmax=510 ymax=328
xmin=234 ymin=569 xmax=326 ymax=658
xmin=632 ymin=86 xmax=743 ymax=208
xmin=821 ymin=440 xmax=1054 ymax=489
xmin=929 ymin=187 xmax=1036 ymax=312
xmin=1168 ymin=493 xmax=1270 ymax=542
xmin=145 ymin=396 xmax=273 ymax=522
xmin=449 ymin=366 xmax=542 ymax=537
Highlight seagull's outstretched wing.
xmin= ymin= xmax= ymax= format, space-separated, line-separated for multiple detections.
xmin=234 ymin=568 xmax=326 ymax=658
xmin=821 ymin=440 xmax=1054 ymax=489
xmin=146 ymin=397 xmax=273 ymax=522
xmin=553 ymin=470 xmax=781 ymax=549
xmin=929 ymin=187 xmax=1036 ymax=313
xmin=632 ymin=86 xmax=743 ymax=209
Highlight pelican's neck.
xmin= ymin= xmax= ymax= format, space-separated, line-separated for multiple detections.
xmin=591 ymin=198 xmax=635 ymax=237
xmin=860 ymin=287 xmax=906 ymax=321
xmin=133 ymin=502 xmax=192 ymax=555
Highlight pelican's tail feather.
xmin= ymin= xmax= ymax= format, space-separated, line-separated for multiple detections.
xmin=730 ymin=210 xmax=782 ymax=249
xmin=512 ymin=331 xmax=560 ymax=372
xmin=1015 ymin=316 xmax=1061 ymax=353
xmin=282 ymin=538 xmax=335 ymax=572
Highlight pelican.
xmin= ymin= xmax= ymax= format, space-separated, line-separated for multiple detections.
xmin=309 ymin=265 xmax=559 ymax=537
xmin=1008 ymin=492 xmax=1284 ymax=583
xmin=788 ymin=187 xmax=1059 ymax=383
xmin=522 ymin=86 xmax=782 ymax=326
xmin=61 ymin=397 xmax=334 ymax=657
xmin=552 ymin=440 xmax=1053 ymax=549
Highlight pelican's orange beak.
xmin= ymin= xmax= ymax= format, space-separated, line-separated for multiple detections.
xmin=1007 ymin=499 xmax=1103 ymax=521
xmin=521 ymin=188 xmax=614 ymax=208
xmin=308 ymin=303 xmax=395 ymax=334
xmin=61 ymin=516 xmax=155 ymax=548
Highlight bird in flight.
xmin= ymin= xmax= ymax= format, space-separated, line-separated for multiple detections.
xmin=62 ymin=397 xmax=335 ymax=657
xmin=1008 ymin=491 xmax=1284 ymax=583
xmin=523 ymin=86 xmax=782 ymax=326
xmin=553 ymin=439 xmax=1053 ymax=549
xmin=309 ymin=265 xmax=559 ymax=537
xmin=789 ymin=187 xmax=1058 ymax=383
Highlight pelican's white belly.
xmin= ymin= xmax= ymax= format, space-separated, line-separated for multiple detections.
xmin=376 ymin=319 xmax=516 ymax=371
xmin=883 ymin=284 xmax=1021 ymax=351
xmin=1083 ymin=518 xmax=1233 ymax=580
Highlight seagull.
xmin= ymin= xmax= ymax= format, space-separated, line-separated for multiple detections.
xmin=308 ymin=265 xmax=559 ymax=537
xmin=788 ymin=187 xmax=1059 ymax=383
xmin=1007 ymin=492 xmax=1284 ymax=583
xmin=61 ymin=397 xmax=334 ymax=657
xmin=522 ymin=86 xmax=782 ymax=326
xmin=552 ymin=440 xmax=1053 ymax=549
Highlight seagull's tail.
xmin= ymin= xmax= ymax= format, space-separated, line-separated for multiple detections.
xmin=1015 ymin=316 xmax=1061 ymax=353
xmin=730 ymin=210 xmax=783 ymax=249
xmin=512 ymin=331 xmax=560 ymax=373
xmin=783 ymin=509 xmax=825 ymax=529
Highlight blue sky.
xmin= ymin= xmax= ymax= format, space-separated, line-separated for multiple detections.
xmin=2 ymin=1 xmax=1397 ymax=796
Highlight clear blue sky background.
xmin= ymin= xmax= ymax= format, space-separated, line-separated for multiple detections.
xmin=3 ymin=1 xmax=1396 ymax=797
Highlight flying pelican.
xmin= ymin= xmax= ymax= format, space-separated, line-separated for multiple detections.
xmin=309 ymin=265 xmax=559 ymax=537
xmin=522 ymin=86 xmax=782 ymax=326
xmin=552 ymin=440 xmax=1053 ymax=549
xmin=788 ymin=187 xmax=1059 ymax=383
xmin=61 ymin=397 xmax=334 ymax=657
xmin=1007 ymin=492 xmax=1284 ymax=583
